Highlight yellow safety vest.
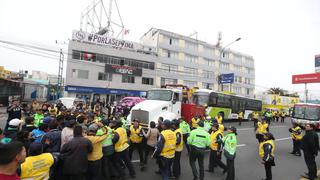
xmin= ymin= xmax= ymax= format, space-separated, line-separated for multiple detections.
xmin=291 ymin=126 xmax=302 ymax=140
xmin=48 ymin=107 xmax=57 ymax=114
xmin=215 ymin=116 xmax=223 ymax=124
xmin=160 ymin=129 xmax=176 ymax=158
xmin=191 ymin=118 xmax=200 ymax=128
xmin=259 ymin=140 xmax=275 ymax=158
xmin=253 ymin=112 xmax=259 ymax=119
xmin=218 ymin=123 xmax=225 ymax=134
xmin=239 ymin=112 xmax=244 ymax=119
xmin=210 ymin=130 xmax=223 ymax=151
xmin=114 ymin=127 xmax=129 ymax=152
xmin=130 ymin=125 xmax=143 ymax=143
xmin=20 ymin=153 xmax=54 ymax=180
xmin=174 ymin=128 xmax=184 ymax=152
xmin=256 ymin=122 xmax=268 ymax=134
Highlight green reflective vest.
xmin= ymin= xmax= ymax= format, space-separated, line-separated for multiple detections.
xmin=34 ymin=113 xmax=44 ymax=127
xmin=187 ymin=127 xmax=211 ymax=148
xmin=223 ymin=133 xmax=237 ymax=155
xmin=121 ymin=117 xmax=129 ymax=129
xmin=179 ymin=121 xmax=191 ymax=134
xmin=204 ymin=120 xmax=212 ymax=132
xmin=96 ymin=126 xmax=113 ymax=147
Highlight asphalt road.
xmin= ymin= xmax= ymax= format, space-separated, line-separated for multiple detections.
xmin=0 ymin=111 xmax=316 ymax=180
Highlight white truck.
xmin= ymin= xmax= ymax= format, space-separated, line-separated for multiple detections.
xmin=128 ymin=88 xmax=182 ymax=126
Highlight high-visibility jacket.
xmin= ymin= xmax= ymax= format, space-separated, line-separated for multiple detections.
xmin=259 ymin=140 xmax=275 ymax=158
xmin=187 ymin=127 xmax=211 ymax=148
xmin=114 ymin=127 xmax=129 ymax=152
xmin=174 ymin=128 xmax=183 ymax=152
xmin=191 ymin=118 xmax=200 ymax=128
xmin=20 ymin=153 xmax=54 ymax=180
xmin=291 ymin=126 xmax=303 ymax=140
xmin=160 ymin=129 xmax=176 ymax=158
xmin=210 ymin=130 xmax=223 ymax=151
xmin=130 ymin=125 xmax=143 ymax=143
xmin=218 ymin=123 xmax=225 ymax=134
xmin=97 ymin=126 xmax=114 ymax=147
xmin=179 ymin=121 xmax=191 ymax=134
xmin=215 ymin=116 xmax=223 ymax=124
xmin=256 ymin=122 xmax=268 ymax=134
xmin=238 ymin=112 xmax=244 ymax=119
xmin=253 ymin=112 xmax=259 ymax=119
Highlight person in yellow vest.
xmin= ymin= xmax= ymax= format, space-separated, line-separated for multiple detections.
xmin=207 ymin=123 xmax=227 ymax=173
xmin=259 ymin=133 xmax=275 ymax=180
xmin=111 ymin=120 xmax=136 ymax=178
xmin=280 ymin=111 xmax=286 ymax=123
xmin=238 ymin=111 xmax=244 ymax=126
xmin=252 ymin=111 xmax=259 ymax=127
xmin=20 ymin=142 xmax=56 ymax=180
xmin=271 ymin=111 xmax=276 ymax=122
xmin=275 ymin=111 xmax=280 ymax=122
xmin=128 ymin=119 xmax=145 ymax=170
xmin=218 ymin=123 xmax=225 ymax=134
xmin=171 ymin=119 xmax=183 ymax=179
xmin=191 ymin=115 xmax=200 ymax=130
xmin=289 ymin=123 xmax=302 ymax=156
xmin=255 ymin=119 xmax=269 ymax=143
xmin=153 ymin=120 xmax=176 ymax=180
xmin=215 ymin=113 xmax=223 ymax=125
xmin=48 ymin=104 xmax=57 ymax=115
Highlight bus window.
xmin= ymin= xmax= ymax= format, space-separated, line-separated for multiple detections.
xmin=231 ymin=98 xmax=240 ymax=113
xmin=217 ymin=94 xmax=231 ymax=108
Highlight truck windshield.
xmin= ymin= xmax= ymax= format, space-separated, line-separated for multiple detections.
xmin=293 ymin=106 xmax=320 ymax=121
xmin=147 ymin=90 xmax=173 ymax=101
xmin=192 ymin=93 xmax=209 ymax=106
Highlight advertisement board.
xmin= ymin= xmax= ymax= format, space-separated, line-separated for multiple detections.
xmin=105 ymin=64 xmax=142 ymax=76
xmin=292 ymin=73 xmax=320 ymax=84
xmin=219 ymin=73 xmax=234 ymax=84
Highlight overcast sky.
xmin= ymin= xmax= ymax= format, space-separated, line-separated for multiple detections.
xmin=0 ymin=0 xmax=320 ymax=98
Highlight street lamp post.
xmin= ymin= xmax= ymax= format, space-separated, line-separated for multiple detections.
xmin=216 ymin=37 xmax=241 ymax=92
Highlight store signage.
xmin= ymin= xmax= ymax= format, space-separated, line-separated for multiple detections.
xmin=292 ymin=73 xmax=320 ymax=84
xmin=315 ymin=54 xmax=320 ymax=67
xmin=219 ymin=73 xmax=234 ymax=84
xmin=105 ymin=64 xmax=142 ymax=76
xmin=72 ymin=30 xmax=136 ymax=50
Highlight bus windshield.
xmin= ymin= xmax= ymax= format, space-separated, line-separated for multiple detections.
xmin=293 ymin=106 xmax=320 ymax=121
xmin=192 ymin=93 xmax=209 ymax=106
xmin=147 ymin=90 xmax=173 ymax=101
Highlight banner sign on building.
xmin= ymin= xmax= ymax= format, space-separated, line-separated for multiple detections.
xmin=105 ymin=64 xmax=142 ymax=76
xmin=72 ymin=30 xmax=137 ymax=50
xmin=219 ymin=73 xmax=234 ymax=84
xmin=292 ymin=73 xmax=320 ymax=84
xmin=315 ymin=54 xmax=320 ymax=73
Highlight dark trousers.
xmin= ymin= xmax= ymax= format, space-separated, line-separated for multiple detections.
xmin=275 ymin=116 xmax=279 ymax=122
xmin=226 ymin=158 xmax=235 ymax=180
xmin=253 ymin=119 xmax=258 ymax=127
xmin=238 ymin=118 xmax=242 ymax=126
xmin=158 ymin=157 xmax=173 ymax=180
xmin=129 ymin=142 xmax=144 ymax=166
xmin=208 ymin=150 xmax=227 ymax=171
xmin=264 ymin=163 xmax=272 ymax=180
xmin=292 ymin=139 xmax=301 ymax=155
xmin=63 ymin=174 xmax=85 ymax=180
xmin=303 ymin=152 xmax=317 ymax=180
xmin=102 ymin=147 xmax=119 ymax=180
xmin=256 ymin=134 xmax=264 ymax=143
xmin=172 ymin=151 xmax=182 ymax=178
xmin=144 ymin=145 xmax=155 ymax=164
xmin=281 ymin=117 xmax=285 ymax=123
xmin=266 ymin=117 xmax=271 ymax=125
xmin=189 ymin=146 xmax=205 ymax=180
xmin=183 ymin=134 xmax=190 ymax=153
xmin=115 ymin=149 xmax=136 ymax=176
xmin=86 ymin=159 xmax=102 ymax=180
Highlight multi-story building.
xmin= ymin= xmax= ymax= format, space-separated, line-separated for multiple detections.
xmin=65 ymin=28 xmax=256 ymax=104
xmin=140 ymin=28 xmax=255 ymax=97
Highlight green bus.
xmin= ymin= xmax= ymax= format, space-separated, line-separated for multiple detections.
xmin=192 ymin=89 xmax=262 ymax=120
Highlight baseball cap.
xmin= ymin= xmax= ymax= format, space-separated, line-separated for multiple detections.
xmin=28 ymin=142 xmax=43 ymax=156
xmin=197 ymin=120 xmax=204 ymax=127
xmin=228 ymin=126 xmax=237 ymax=135
xmin=9 ymin=119 xmax=22 ymax=127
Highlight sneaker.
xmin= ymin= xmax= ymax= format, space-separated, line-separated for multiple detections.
xmin=169 ymin=176 xmax=178 ymax=179
xmin=290 ymin=152 xmax=295 ymax=154
xmin=301 ymin=174 xmax=311 ymax=179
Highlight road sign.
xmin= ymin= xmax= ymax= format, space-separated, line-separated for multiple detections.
xmin=219 ymin=73 xmax=234 ymax=84
xmin=292 ymin=73 xmax=320 ymax=84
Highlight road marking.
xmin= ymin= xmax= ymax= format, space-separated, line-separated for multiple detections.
xmin=237 ymin=125 xmax=287 ymax=131
xmin=131 ymin=160 xmax=140 ymax=163
xmin=275 ymin=137 xmax=291 ymax=141
xmin=237 ymin=144 xmax=246 ymax=147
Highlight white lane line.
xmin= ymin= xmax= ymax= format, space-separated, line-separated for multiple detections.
xmin=237 ymin=144 xmax=246 ymax=147
xmin=131 ymin=160 xmax=140 ymax=163
xmin=275 ymin=137 xmax=291 ymax=141
xmin=237 ymin=125 xmax=287 ymax=131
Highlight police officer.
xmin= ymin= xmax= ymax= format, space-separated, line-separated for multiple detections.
xmin=215 ymin=113 xmax=223 ymax=124
xmin=238 ymin=111 xmax=243 ymax=126
xmin=255 ymin=119 xmax=269 ymax=143
xmin=179 ymin=117 xmax=191 ymax=153
xmin=207 ymin=123 xmax=227 ymax=173
xmin=111 ymin=120 xmax=136 ymax=179
xmin=187 ymin=121 xmax=211 ymax=180
xmin=204 ymin=116 xmax=212 ymax=132
xmin=128 ymin=119 xmax=145 ymax=170
xmin=171 ymin=119 xmax=183 ymax=179
xmin=252 ymin=111 xmax=259 ymax=127
xmin=223 ymin=126 xmax=237 ymax=180
xmin=191 ymin=115 xmax=200 ymax=130
xmin=264 ymin=110 xmax=272 ymax=125
xmin=289 ymin=123 xmax=302 ymax=156
xmin=259 ymin=133 xmax=276 ymax=180
xmin=154 ymin=120 xmax=176 ymax=180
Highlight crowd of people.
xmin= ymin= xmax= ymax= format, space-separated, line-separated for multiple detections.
xmin=0 ymin=99 xmax=319 ymax=180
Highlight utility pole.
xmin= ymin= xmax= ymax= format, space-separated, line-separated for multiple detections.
xmin=57 ymin=49 xmax=64 ymax=99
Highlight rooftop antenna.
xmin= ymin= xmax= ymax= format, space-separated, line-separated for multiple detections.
xmin=216 ymin=31 xmax=222 ymax=48
xmin=189 ymin=31 xmax=198 ymax=40
xmin=80 ymin=0 xmax=125 ymax=38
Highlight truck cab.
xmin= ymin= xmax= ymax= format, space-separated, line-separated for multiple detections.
xmin=128 ymin=88 xmax=182 ymax=126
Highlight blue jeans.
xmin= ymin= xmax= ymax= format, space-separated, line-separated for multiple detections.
xmin=159 ymin=157 xmax=173 ymax=180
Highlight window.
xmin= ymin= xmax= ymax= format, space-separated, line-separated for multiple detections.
xmin=204 ymin=58 xmax=215 ymax=66
xmin=235 ymin=76 xmax=242 ymax=83
xmin=161 ymin=63 xmax=178 ymax=73
xmin=183 ymin=80 xmax=197 ymax=88
xmin=185 ymin=42 xmax=198 ymax=51
xmin=184 ymin=67 xmax=197 ymax=76
xmin=202 ymin=70 xmax=214 ymax=79
xmin=234 ymin=65 xmax=242 ymax=72
xmin=71 ymin=69 xmax=89 ymax=79
xmin=220 ymin=62 xmax=230 ymax=70
xmin=204 ymin=47 xmax=214 ymax=55
xmin=72 ymin=50 xmax=81 ymax=60
xmin=233 ymin=86 xmax=242 ymax=94
xmin=142 ymin=77 xmax=154 ymax=85
xmin=162 ymin=49 xmax=179 ymax=59
xmin=161 ymin=77 xmax=177 ymax=85
xmin=246 ymin=88 xmax=251 ymax=95
xmin=245 ymin=67 xmax=254 ymax=74
xmin=169 ymin=38 xmax=179 ymax=46
xmin=98 ymin=72 xmax=112 ymax=81
xmin=185 ymin=54 xmax=198 ymax=63
xmin=122 ymin=75 xmax=135 ymax=83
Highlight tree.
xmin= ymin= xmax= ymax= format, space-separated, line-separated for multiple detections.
xmin=267 ymin=87 xmax=285 ymax=96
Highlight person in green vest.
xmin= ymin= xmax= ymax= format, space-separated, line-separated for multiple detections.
xmin=34 ymin=108 xmax=44 ymax=127
xmin=120 ymin=116 xmax=129 ymax=129
xmin=264 ymin=110 xmax=272 ymax=125
xmin=179 ymin=117 xmax=191 ymax=153
xmin=187 ymin=121 xmax=211 ymax=180
xmin=96 ymin=120 xmax=120 ymax=180
xmin=222 ymin=126 xmax=238 ymax=180
xmin=204 ymin=116 xmax=212 ymax=132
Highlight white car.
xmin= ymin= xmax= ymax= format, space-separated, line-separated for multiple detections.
xmin=58 ymin=97 xmax=84 ymax=109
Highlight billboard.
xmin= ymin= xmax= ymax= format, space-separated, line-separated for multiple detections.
xmin=105 ymin=64 xmax=142 ymax=76
xmin=219 ymin=73 xmax=234 ymax=84
xmin=292 ymin=73 xmax=320 ymax=84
